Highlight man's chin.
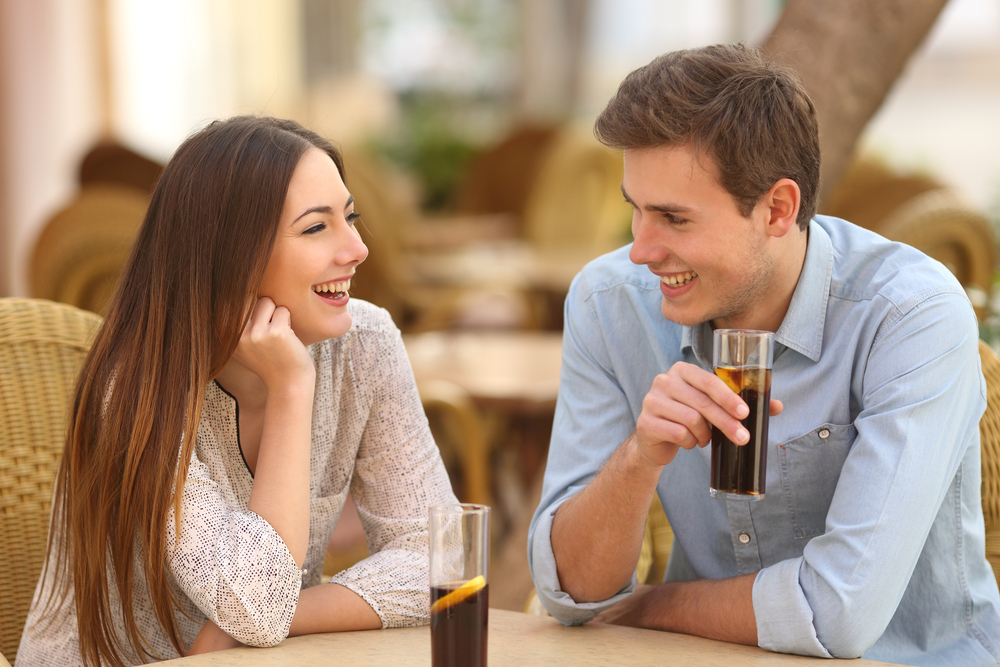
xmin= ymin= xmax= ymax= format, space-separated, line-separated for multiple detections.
xmin=660 ymin=298 xmax=707 ymax=327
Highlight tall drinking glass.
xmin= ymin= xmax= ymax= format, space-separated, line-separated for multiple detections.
xmin=429 ymin=504 xmax=489 ymax=667
xmin=710 ymin=329 xmax=774 ymax=501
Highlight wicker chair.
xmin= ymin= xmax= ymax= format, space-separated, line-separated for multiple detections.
xmin=0 ymin=298 xmax=101 ymax=662
xmin=978 ymin=340 xmax=1000 ymax=582
xmin=824 ymin=159 xmax=996 ymax=320
xmin=418 ymin=379 xmax=491 ymax=507
xmin=29 ymin=184 xmax=147 ymax=316
xmin=521 ymin=128 xmax=633 ymax=255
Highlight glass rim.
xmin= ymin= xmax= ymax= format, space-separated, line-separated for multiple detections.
xmin=713 ymin=328 xmax=774 ymax=337
xmin=429 ymin=503 xmax=490 ymax=515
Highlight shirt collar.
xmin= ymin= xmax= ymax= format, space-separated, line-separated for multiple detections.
xmin=680 ymin=218 xmax=832 ymax=363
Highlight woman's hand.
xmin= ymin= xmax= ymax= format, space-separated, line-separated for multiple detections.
xmin=189 ymin=620 xmax=242 ymax=655
xmin=231 ymin=297 xmax=316 ymax=391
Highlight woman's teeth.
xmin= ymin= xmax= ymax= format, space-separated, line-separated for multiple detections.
xmin=660 ymin=271 xmax=697 ymax=287
xmin=313 ymin=278 xmax=351 ymax=296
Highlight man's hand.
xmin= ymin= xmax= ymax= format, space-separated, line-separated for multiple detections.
xmin=189 ymin=620 xmax=242 ymax=655
xmin=635 ymin=361 xmax=783 ymax=467
xmin=592 ymin=576 xmax=759 ymax=645
xmin=593 ymin=584 xmax=655 ymax=627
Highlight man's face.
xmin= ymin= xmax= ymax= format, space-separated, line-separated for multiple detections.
xmin=624 ymin=143 xmax=777 ymax=330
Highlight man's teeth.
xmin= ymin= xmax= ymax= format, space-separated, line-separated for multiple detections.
xmin=660 ymin=271 xmax=697 ymax=287
xmin=313 ymin=279 xmax=351 ymax=294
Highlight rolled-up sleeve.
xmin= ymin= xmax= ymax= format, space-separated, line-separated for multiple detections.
xmin=167 ymin=454 xmax=302 ymax=647
xmin=331 ymin=326 xmax=458 ymax=628
xmin=754 ymin=292 xmax=986 ymax=657
xmin=528 ymin=271 xmax=644 ymax=623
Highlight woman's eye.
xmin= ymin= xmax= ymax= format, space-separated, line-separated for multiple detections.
xmin=346 ymin=211 xmax=361 ymax=226
xmin=304 ymin=223 xmax=327 ymax=235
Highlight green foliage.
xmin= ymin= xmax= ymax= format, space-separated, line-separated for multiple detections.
xmin=371 ymin=92 xmax=492 ymax=211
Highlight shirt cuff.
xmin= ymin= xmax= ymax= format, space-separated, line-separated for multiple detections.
xmin=753 ymin=558 xmax=832 ymax=658
xmin=529 ymin=498 xmax=637 ymax=625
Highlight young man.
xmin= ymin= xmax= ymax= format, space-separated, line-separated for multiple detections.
xmin=528 ymin=43 xmax=1000 ymax=665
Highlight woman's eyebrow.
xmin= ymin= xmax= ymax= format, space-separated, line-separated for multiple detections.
xmin=293 ymin=195 xmax=354 ymax=224
xmin=293 ymin=206 xmax=333 ymax=223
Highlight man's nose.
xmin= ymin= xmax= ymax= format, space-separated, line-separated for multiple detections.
xmin=628 ymin=216 xmax=662 ymax=265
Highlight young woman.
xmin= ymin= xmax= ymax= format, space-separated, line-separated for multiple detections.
xmin=18 ymin=116 xmax=458 ymax=666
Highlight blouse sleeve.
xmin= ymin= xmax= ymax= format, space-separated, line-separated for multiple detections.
xmin=166 ymin=449 xmax=302 ymax=647
xmin=330 ymin=326 xmax=458 ymax=628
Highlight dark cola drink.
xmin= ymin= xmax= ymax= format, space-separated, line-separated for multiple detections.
xmin=711 ymin=366 xmax=771 ymax=499
xmin=431 ymin=582 xmax=488 ymax=667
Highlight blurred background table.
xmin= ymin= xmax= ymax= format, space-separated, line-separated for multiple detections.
xmin=159 ymin=609 xmax=905 ymax=667
xmin=403 ymin=330 xmax=562 ymax=412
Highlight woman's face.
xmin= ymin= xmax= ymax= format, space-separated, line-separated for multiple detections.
xmin=258 ymin=147 xmax=368 ymax=346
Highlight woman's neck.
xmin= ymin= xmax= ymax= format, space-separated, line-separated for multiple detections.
xmin=214 ymin=358 xmax=268 ymax=411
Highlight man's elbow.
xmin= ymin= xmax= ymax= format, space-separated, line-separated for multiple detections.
xmin=813 ymin=607 xmax=886 ymax=659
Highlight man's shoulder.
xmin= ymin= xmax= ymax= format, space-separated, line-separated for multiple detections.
xmin=818 ymin=215 xmax=967 ymax=313
xmin=572 ymin=244 xmax=660 ymax=298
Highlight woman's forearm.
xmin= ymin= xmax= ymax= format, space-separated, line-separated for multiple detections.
xmin=247 ymin=381 xmax=315 ymax=565
xmin=288 ymin=583 xmax=383 ymax=635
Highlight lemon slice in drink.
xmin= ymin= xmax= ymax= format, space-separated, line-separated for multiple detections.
xmin=431 ymin=575 xmax=486 ymax=614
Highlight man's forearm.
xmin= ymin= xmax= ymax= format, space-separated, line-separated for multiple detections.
xmin=600 ymin=574 xmax=758 ymax=645
xmin=551 ymin=432 xmax=663 ymax=602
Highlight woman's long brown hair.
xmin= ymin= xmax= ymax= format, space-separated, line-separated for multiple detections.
xmin=37 ymin=116 xmax=345 ymax=667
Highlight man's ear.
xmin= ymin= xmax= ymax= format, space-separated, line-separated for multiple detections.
xmin=762 ymin=178 xmax=801 ymax=238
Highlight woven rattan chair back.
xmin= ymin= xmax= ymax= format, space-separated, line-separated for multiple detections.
xmin=978 ymin=340 xmax=1000 ymax=583
xmin=0 ymin=298 xmax=100 ymax=662
xmin=29 ymin=184 xmax=147 ymax=316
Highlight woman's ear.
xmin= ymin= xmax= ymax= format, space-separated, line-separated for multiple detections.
xmin=762 ymin=178 xmax=801 ymax=238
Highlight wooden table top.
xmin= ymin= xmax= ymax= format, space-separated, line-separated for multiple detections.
xmin=160 ymin=609 xmax=904 ymax=666
xmin=403 ymin=331 xmax=563 ymax=411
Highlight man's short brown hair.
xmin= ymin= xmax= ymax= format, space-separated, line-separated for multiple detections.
xmin=595 ymin=43 xmax=820 ymax=230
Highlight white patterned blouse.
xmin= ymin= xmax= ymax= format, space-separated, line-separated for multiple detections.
xmin=17 ymin=300 xmax=458 ymax=665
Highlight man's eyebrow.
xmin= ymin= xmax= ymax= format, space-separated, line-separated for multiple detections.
xmin=292 ymin=196 xmax=355 ymax=224
xmin=620 ymin=184 xmax=692 ymax=214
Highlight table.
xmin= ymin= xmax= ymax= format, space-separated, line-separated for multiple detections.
xmin=159 ymin=609 xmax=904 ymax=666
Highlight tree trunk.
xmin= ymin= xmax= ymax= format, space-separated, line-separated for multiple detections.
xmin=762 ymin=0 xmax=950 ymax=207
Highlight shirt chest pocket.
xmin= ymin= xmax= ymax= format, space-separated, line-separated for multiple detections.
xmin=778 ymin=423 xmax=856 ymax=539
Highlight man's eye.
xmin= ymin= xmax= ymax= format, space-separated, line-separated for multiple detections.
xmin=304 ymin=223 xmax=327 ymax=235
xmin=664 ymin=214 xmax=687 ymax=226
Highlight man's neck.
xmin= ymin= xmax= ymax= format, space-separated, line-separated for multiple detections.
xmin=713 ymin=225 xmax=809 ymax=333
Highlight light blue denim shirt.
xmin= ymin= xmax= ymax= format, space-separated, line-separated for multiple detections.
xmin=528 ymin=216 xmax=1000 ymax=665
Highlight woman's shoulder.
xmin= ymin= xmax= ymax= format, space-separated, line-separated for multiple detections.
xmin=346 ymin=298 xmax=398 ymax=336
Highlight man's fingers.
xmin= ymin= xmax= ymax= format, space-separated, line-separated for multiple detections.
xmin=675 ymin=363 xmax=748 ymax=420
xmin=769 ymin=399 xmax=783 ymax=416
xmin=645 ymin=367 xmax=748 ymax=447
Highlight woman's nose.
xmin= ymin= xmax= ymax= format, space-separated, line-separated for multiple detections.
xmin=336 ymin=226 xmax=369 ymax=266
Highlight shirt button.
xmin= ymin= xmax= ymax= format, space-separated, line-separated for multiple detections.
xmin=818 ymin=428 xmax=830 ymax=439
xmin=738 ymin=532 xmax=751 ymax=544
